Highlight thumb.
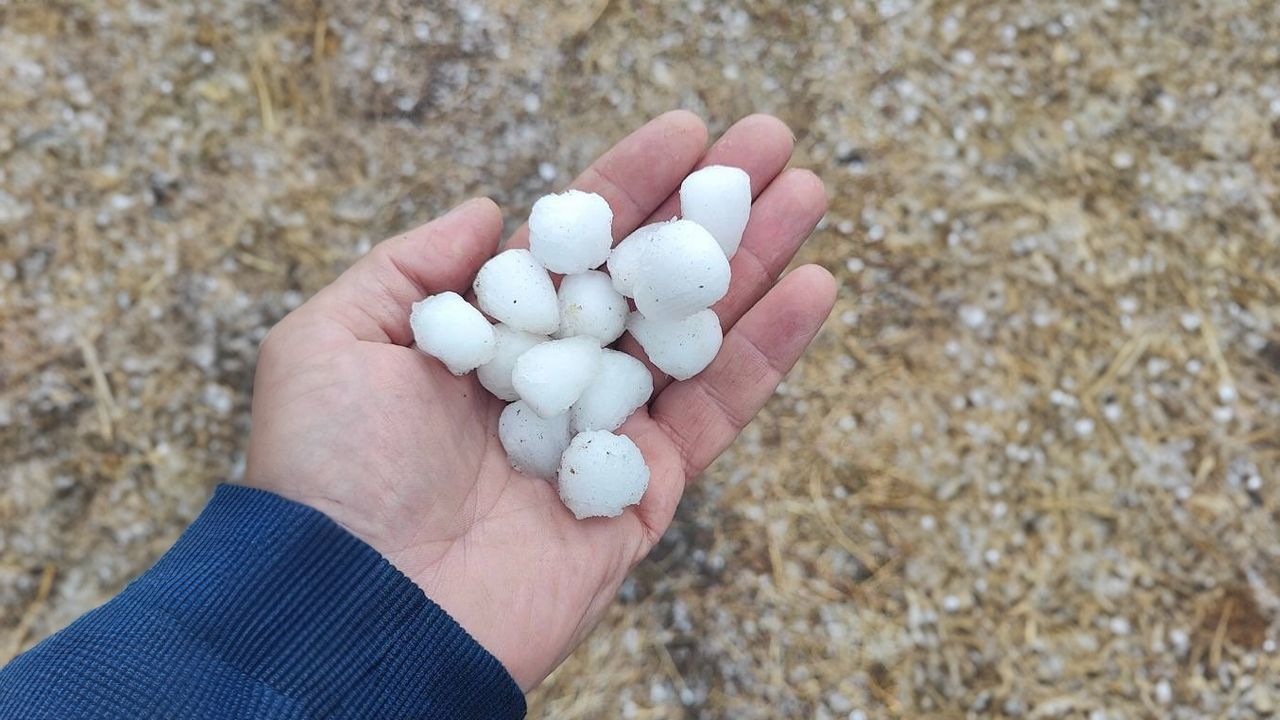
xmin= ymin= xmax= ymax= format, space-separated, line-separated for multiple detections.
xmin=307 ymin=197 xmax=503 ymax=344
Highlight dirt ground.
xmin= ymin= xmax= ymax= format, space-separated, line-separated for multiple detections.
xmin=2 ymin=1 xmax=1279 ymax=717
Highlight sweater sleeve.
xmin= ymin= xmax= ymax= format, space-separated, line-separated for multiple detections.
xmin=0 ymin=484 xmax=526 ymax=720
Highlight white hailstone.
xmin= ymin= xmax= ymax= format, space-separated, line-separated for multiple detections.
xmin=607 ymin=220 xmax=671 ymax=297
xmin=528 ymin=189 xmax=614 ymax=274
xmin=555 ymin=270 xmax=628 ymax=344
xmin=557 ymin=431 xmax=650 ymax=519
xmin=1217 ymin=383 xmax=1237 ymax=404
xmin=472 ymin=249 xmax=559 ymax=335
xmin=409 ymin=292 xmax=496 ymax=375
xmin=477 ymin=324 xmax=547 ymax=401
xmin=626 ymin=309 xmax=722 ymax=380
xmin=512 ymin=336 xmax=603 ymax=417
xmin=632 ymin=220 xmax=731 ymax=321
xmin=571 ymin=350 xmax=653 ymax=432
xmin=1154 ymin=679 xmax=1172 ymax=705
xmin=498 ymin=400 xmax=572 ymax=480
xmin=679 ymin=164 xmax=751 ymax=257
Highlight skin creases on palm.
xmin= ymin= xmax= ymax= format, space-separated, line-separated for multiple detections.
xmin=244 ymin=111 xmax=836 ymax=690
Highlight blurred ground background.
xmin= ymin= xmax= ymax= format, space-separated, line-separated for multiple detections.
xmin=2 ymin=0 xmax=1279 ymax=717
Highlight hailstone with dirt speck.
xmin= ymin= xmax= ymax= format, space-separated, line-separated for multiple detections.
xmin=557 ymin=430 xmax=650 ymax=519
xmin=499 ymin=400 xmax=572 ymax=480
xmin=472 ymin=248 xmax=560 ymax=334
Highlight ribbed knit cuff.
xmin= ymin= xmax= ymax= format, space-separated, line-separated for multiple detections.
xmin=0 ymin=484 xmax=526 ymax=719
xmin=142 ymin=484 xmax=526 ymax=718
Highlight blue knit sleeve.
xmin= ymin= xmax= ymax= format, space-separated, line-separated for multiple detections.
xmin=0 ymin=484 xmax=526 ymax=720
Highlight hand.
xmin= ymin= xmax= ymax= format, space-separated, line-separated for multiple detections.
xmin=244 ymin=111 xmax=835 ymax=690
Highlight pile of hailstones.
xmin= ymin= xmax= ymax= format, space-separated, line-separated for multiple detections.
xmin=411 ymin=166 xmax=748 ymax=519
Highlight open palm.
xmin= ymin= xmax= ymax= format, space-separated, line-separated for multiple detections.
xmin=245 ymin=112 xmax=835 ymax=690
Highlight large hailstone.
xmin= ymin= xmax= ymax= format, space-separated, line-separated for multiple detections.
xmin=409 ymin=292 xmax=496 ymax=375
xmin=680 ymin=165 xmax=751 ymax=258
xmin=477 ymin=324 xmax=547 ymax=401
xmin=607 ymin=220 xmax=671 ymax=297
xmin=555 ymin=270 xmax=628 ymax=344
xmin=571 ymin=350 xmax=653 ymax=432
xmin=557 ymin=431 xmax=650 ymax=519
xmin=472 ymin=249 xmax=560 ymax=335
xmin=632 ymin=220 xmax=731 ymax=322
xmin=528 ymin=190 xmax=614 ymax=274
xmin=626 ymin=309 xmax=722 ymax=381
xmin=512 ymin=336 xmax=603 ymax=418
xmin=498 ymin=400 xmax=572 ymax=480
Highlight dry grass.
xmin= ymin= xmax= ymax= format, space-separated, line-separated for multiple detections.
xmin=2 ymin=1 xmax=1279 ymax=717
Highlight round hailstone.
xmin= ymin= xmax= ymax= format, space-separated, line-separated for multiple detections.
xmin=607 ymin=220 xmax=672 ymax=297
xmin=680 ymin=164 xmax=751 ymax=258
xmin=477 ymin=324 xmax=547 ymax=401
xmin=409 ymin=291 xmax=496 ymax=375
xmin=632 ymin=220 xmax=731 ymax=322
xmin=557 ymin=431 xmax=650 ymax=519
xmin=528 ymin=190 xmax=614 ymax=274
xmin=512 ymin=336 xmax=603 ymax=418
xmin=571 ymin=350 xmax=653 ymax=432
xmin=555 ymin=270 xmax=628 ymax=344
xmin=498 ymin=400 xmax=572 ymax=480
xmin=626 ymin=309 xmax=722 ymax=381
xmin=472 ymin=249 xmax=560 ymax=335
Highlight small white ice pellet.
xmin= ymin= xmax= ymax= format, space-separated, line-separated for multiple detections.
xmin=626 ymin=309 xmax=723 ymax=380
xmin=409 ymin=292 xmax=496 ymax=375
xmin=557 ymin=430 xmax=650 ymax=519
xmin=477 ymin=324 xmax=547 ymax=401
xmin=607 ymin=220 xmax=672 ymax=297
xmin=632 ymin=219 xmax=731 ymax=322
xmin=498 ymin=400 xmax=572 ymax=480
xmin=571 ymin=350 xmax=653 ymax=432
xmin=555 ymin=270 xmax=628 ymax=344
xmin=680 ymin=165 xmax=751 ymax=258
xmin=472 ymin=249 xmax=560 ymax=335
xmin=512 ymin=335 xmax=603 ymax=418
xmin=528 ymin=190 xmax=614 ymax=274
